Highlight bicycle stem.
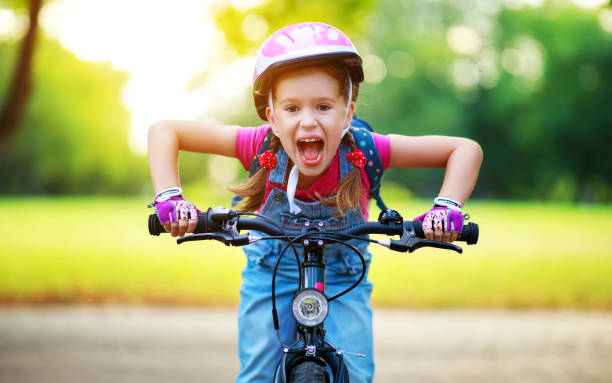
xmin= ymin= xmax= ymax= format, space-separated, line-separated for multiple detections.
xmin=301 ymin=239 xmax=326 ymax=292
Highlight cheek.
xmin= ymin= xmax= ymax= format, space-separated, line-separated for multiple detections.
xmin=278 ymin=134 xmax=298 ymax=160
xmin=328 ymin=128 xmax=343 ymax=146
xmin=274 ymin=122 xmax=293 ymax=143
xmin=279 ymin=135 xmax=294 ymax=151
xmin=326 ymin=135 xmax=343 ymax=157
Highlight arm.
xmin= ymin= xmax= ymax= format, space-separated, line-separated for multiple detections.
xmin=388 ymin=134 xmax=483 ymax=205
xmin=147 ymin=120 xmax=239 ymax=236
xmin=147 ymin=120 xmax=239 ymax=194
xmin=388 ymin=134 xmax=483 ymax=243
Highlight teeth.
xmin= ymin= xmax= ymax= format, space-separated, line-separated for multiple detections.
xmin=298 ymin=138 xmax=321 ymax=143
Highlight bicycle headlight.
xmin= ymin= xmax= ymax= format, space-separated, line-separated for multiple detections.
xmin=292 ymin=288 xmax=328 ymax=327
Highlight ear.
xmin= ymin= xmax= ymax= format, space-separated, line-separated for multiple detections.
xmin=344 ymin=101 xmax=356 ymax=129
xmin=265 ymin=106 xmax=278 ymax=132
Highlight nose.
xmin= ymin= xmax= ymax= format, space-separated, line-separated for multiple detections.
xmin=299 ymin=110 xmax=318 ymax=128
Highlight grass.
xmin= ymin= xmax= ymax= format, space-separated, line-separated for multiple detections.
xmin=0 ymin=196 xmax=243 ymax=305
xmin=1 ymin=195 xmax=611 ymax=309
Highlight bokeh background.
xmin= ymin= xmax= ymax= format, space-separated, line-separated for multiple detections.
xmin=1 ymin=0 xmax=611 ymax=309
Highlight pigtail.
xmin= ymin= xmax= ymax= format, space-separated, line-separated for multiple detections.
xmin=320 ymin=131 xmax=362 ymax=215
xmin=227 ymin=134 xmax=281 ymax=212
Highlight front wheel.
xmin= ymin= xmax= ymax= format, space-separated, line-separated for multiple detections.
xmin=288 ymin=360 xmax=329 ymax=383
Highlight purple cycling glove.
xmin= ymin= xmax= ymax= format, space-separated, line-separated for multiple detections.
xmin=150 ymin=187 xmax=199 ymax=225
xmin=414 ymin=197 xmax=464 ymax=233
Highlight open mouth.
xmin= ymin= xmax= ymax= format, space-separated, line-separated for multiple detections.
xmin=296 ymin=137 xmax=324 ymax=166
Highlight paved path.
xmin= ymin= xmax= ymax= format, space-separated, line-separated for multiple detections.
xmin=1 ymin=307 xmax=611 ymax=382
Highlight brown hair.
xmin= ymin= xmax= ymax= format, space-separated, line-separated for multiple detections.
xmin=227 ymin=62 xmax=362 ymax=214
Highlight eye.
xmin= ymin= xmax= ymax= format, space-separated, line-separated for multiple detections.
xmin=317 ymin=104 xmax=331 ymax=111
xmin=285 ymin=105 xmax=298 ymax=113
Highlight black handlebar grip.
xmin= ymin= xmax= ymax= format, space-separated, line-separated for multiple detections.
xmin=413 ymin=221 xmax=479 ymax=245
xmin=194 ymin=211 xmax=209 ymax=234
xmin=148 ymin=212 xmax=210 ymax=236
xmin=148 ymin=214 xmax=164 ymax=236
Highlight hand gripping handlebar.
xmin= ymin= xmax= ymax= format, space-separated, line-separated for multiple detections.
xmin=148 ymin=208 xmax=479 ymax=250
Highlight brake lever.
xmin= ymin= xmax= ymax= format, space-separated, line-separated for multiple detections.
xmin=387 ymin=221 xmax=462 ymax=254
xmin=176 ymin=217 xmax=249 ymax=246
xmin=407 ymin=237 xmax=462 ymax=254
xmin=388 ymin=237 xmax=462 ymax=254
xmin=177 ymin=231 xmax=248 ymax=245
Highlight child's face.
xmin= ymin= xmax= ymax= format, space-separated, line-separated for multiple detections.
xmin=267 ymin=69 xmax=354 ymax=182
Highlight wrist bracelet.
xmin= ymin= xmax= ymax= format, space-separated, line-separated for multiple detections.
xmin=434 ymin=197 xmax=462 ymax=212
xmin=148 ymin=187 xmax=183 ymax=207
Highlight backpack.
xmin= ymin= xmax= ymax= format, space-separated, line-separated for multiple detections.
xmin=233 ymin=116 xmax=388 ymax=212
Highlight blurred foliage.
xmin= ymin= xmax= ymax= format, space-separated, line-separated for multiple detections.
xmin=470 ymin=5 xmax=612 ymax=201
xmin=211 ymin=0 xmax=379 ymax=56
xmin=0 ymin=33 xmax=147 ymax=194
xmin=1 ymin=0 xmax=610 ymax=201
xmin=0 ymin=0 xmax=28 ymax=10
xmin=357 ymin=0 xmax=612 ymax=201
xmin=214 ymin=0 xmax=612 ymax=202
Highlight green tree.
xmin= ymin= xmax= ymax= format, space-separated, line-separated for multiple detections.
xmin=0 ymin=0 xmax=43 ymax=160
xmin=0 ymin=34 xmax=147 ymax=194
xmin=213 ymin=0 xmax=378 ymax=56
xmin=337 ymin=0 xmax=612 ymax=202
xmin=468 ymin=5 xmax=612 ymax=201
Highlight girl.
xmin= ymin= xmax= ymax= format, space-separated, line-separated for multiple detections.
xmin=148 ymin=22 xmax=482 ymax=383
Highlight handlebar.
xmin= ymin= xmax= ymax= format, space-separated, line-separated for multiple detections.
xmin=148 ymin=208 xmax=479 ymax=251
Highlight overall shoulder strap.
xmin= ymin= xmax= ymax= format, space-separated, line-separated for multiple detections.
xmin=350 ymin=115 xmax=374 ymax=132
xmin=232 ymin=128 xmax=275 ymax=207
xmin=349 ymin=123 xmax=388 ymax=212
xmin=248 ymin=128 xmax=274 ymax=177
xmin=246 ymin=127 xmax=288 ymax=184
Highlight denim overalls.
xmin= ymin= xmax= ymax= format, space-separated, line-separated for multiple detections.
xmin=236 ymin=145 xmax=375 ymax=383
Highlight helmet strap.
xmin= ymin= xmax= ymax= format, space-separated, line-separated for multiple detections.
xmin=341 ymin=74 xmax=353 ymax=139
xmin=268 ymin=92 xmax=279 ymax=137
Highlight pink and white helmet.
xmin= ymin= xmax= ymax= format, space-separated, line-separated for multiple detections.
xmin=253 ymin=22 xmax=364 ymax=121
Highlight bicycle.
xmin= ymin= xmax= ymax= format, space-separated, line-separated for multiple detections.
xmin=148 ymin=208 xmax=479 ymax=382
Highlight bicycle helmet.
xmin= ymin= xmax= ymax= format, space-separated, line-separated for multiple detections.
xmin=253 ymin=22 xmax=364 ymax=121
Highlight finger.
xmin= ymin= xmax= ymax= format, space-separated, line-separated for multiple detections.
xmin=187 ymin=218 xmax=198 ymax=233
xmin=450 ymin=231 xmax=459 ymax=243
xmin=163 ymin=222 xmax=171 ymax=233
xmin=442 ymin=230 xmax=452 ymax=243
xmin=187 ymin=205 xmax=198 ymax=233
xmin=170 ymin=221 xmax=179 ymax=237
xmin=178 ymin=218 xmax=188 ymax=237
xmin=424 ymin=229 xmax=434 ymax=241
xmin=433 ymin=230 xmax=443 ymax=242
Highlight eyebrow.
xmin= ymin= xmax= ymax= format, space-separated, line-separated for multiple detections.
xmin=278 ymin=97 xmax=337 ymax=104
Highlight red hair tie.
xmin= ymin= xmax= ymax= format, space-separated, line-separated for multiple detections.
xmin=258 ymin=150 xmax=277 ymax=170
xmin=346 ymin=149 xmax=366 ymax=169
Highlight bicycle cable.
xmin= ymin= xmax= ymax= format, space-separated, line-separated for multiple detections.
xmin=274 ymin=231 xmax=371 ymax=304
xmin=238 ymin=211 xmax=302 ymax=348
xmin=269 ymin=230 xmax=368 ymax=346
xmin=304 ymin=236 xmax=366 ymax=302
xmin=237 ymin=217 xmax=382 ymax=347
xmin=237 ymin=211 xmax=302 ymax=286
